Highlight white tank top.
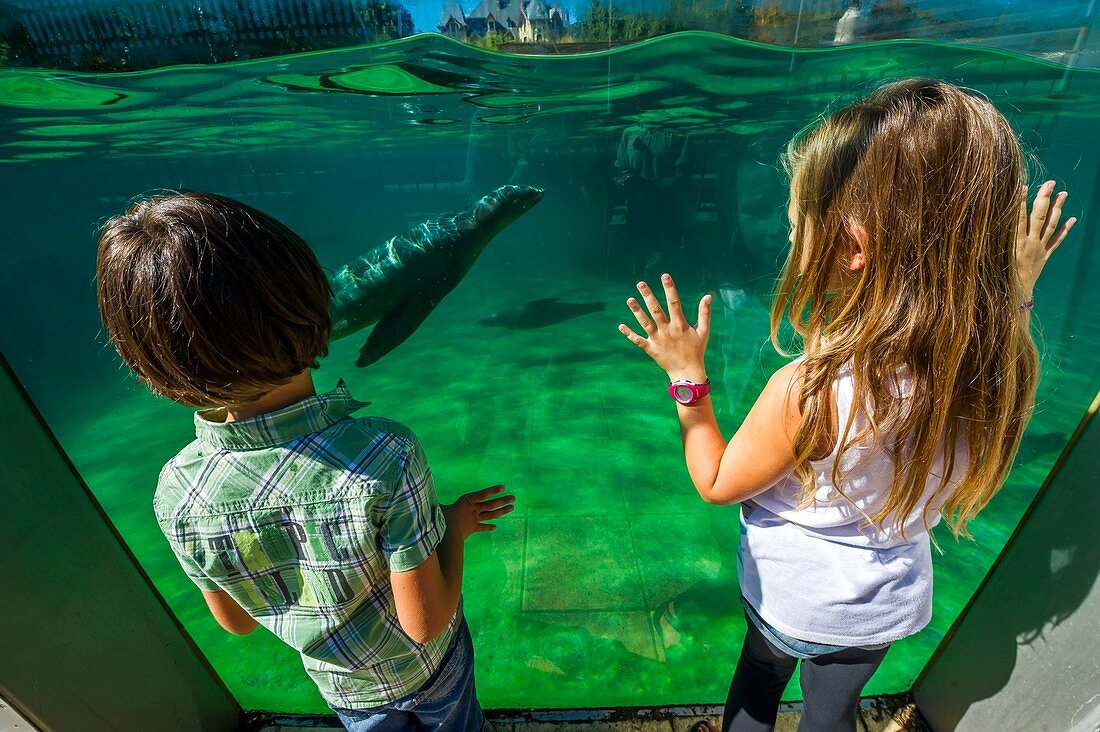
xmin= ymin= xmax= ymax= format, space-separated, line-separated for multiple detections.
xmin=739 ymin=362 xmax=964 ymax=646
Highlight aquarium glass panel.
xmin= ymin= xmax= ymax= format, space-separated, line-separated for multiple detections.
xmin=1 ymin=0 xmax=1098 ymax=715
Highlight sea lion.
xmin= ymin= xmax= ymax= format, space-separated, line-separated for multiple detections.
xmin=329 ymin=184 xmax=544 ymax=366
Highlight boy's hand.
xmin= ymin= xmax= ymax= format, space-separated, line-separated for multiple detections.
xmin=619 ymin=273 xmax=711 ymax=383
xmin=444 ymin=485 xmax=515 ymax=540
xmin=1017 ymin=180 xmax=1076 ymax=300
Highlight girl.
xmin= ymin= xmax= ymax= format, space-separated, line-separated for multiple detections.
xmin=617 ymin=78 xmax=1076 ymax=732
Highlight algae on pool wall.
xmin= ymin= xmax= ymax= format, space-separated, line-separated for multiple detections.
xmin=0 ymin=33 xmax=1097 ymax=712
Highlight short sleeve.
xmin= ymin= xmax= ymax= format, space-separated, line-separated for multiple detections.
xmin=155 ymin=470 xmax=222 ymax=593
xmin=168 ymin=544 xmax=222 ymax=592
xmin=380 ymin=436 xmax=447 ymax=572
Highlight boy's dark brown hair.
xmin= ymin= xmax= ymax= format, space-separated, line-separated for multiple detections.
xmin=96 ymin=192 xmax=332 ymax=408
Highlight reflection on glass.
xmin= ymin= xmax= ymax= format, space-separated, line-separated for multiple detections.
xmin=2 ymin=1 xmax=1097 ymax=70
xmin=0 ymin=6 xmax=1097 ymax=717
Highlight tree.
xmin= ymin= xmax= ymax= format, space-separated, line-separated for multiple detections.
xmin=356 ymin=0 xmax=416 ymax=41
xmin=0 ymin=2 xmax=34 ymax=66
xmin=0 ymin=0 xmax=419 ymax=70
xmin=578 ymin=0 xmax=624 ymax=42
xmin=666 ymin=0 xmax=751 ymax=37
xmin=575 ymin=0 xmax=752 ymax=44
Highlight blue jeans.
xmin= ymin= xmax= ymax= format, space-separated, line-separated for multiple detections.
xmin=740 ymin=598 xmax=847 ymax=659
xmin=741 ymin=597 xmax=890 ymax=659
xmin=332 ymin=618 xmax=490 ymax=732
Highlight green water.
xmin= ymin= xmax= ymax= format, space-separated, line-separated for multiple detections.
xmin=1 ymin=32 xmax=1098 ymax=713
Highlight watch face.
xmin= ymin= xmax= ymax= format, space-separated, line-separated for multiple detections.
xmin=673 ymin=384 xmax=694 ymax=403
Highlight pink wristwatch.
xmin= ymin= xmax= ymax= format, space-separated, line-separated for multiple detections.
xmin=669 ymin=378 xmax=711 ymax=405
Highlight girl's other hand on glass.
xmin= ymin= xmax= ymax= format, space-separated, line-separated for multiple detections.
xmin=619 ymin=273 xmax=711 ymax=383
xmin=1017 ymin=180 xmax=1076 ymax=298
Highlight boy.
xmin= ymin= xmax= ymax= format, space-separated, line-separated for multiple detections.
xmin=96 ymin=191 xmax=513 ymax=731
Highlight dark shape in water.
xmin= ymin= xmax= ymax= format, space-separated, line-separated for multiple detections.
xmin=329 ymin=184 xmax=545 ymax=366
xmin=478 ymin=297 xmax=606 ymax=330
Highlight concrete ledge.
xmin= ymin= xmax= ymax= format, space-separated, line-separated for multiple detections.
xmin=250 ymin=694 xmax=929 ymax=731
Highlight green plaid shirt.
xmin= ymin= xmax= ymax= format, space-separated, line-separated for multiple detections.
xmin=153 ymin=381 xmax=457 ymax=708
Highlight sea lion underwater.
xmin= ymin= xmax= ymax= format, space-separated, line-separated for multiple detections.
xmin=328 ymin=184 xmax=544 ymax=366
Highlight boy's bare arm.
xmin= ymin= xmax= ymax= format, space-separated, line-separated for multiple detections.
xmin=390 ymin=486 xmax=514 ymax=644
xmin=202 ymin=590 xmax=260 ymax=635
xmin=389 ymin=526 xmax=464 ymax=644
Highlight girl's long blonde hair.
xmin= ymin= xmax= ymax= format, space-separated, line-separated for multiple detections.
xmin=773 ymin=78 xmax=1039 ymax=538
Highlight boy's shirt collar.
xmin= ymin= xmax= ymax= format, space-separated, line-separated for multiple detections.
xmin=194 ymin=379 xmax=369 ymax=450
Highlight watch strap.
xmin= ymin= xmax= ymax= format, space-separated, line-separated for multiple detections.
xmin=669 ymin=378 xmax=711 ymax=405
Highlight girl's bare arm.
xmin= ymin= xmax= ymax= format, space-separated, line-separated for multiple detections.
xmin=620 ymin=274 xmax=799 ymax=505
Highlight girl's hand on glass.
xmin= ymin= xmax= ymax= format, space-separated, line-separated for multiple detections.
xmin=619 ymin=273 xmax=711 ymax=382
xmin=1017 ymin=180 xmax=1076 ymax=299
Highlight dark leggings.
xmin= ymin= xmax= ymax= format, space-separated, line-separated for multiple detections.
xmin=721 ymin=621 xmax=890 ymax=732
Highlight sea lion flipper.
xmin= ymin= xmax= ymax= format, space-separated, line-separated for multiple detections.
xmin=355 ymin=294 xmax=441 ymax=368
